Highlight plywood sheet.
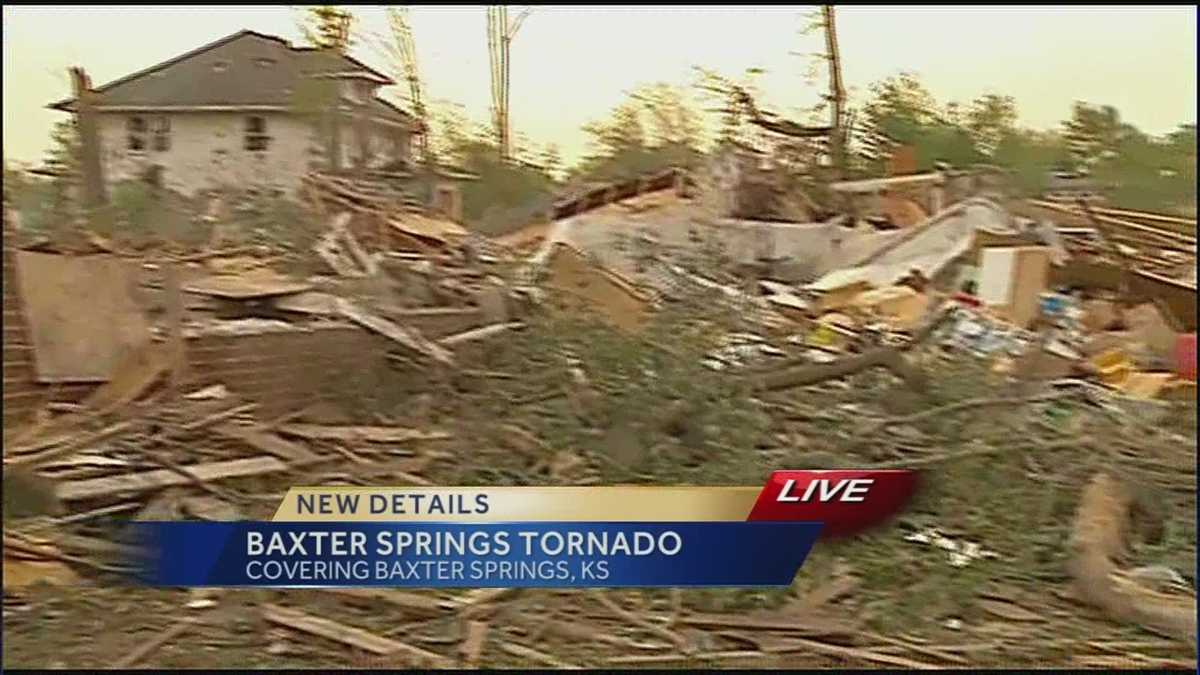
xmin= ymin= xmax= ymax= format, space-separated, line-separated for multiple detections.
xmin=14 ymin=251 xmax=151 ymax=382
xmin=1008 ymin=247 xmax=1051 ymax=328
xmin=183 ymin=274 xmax=311 ymax=299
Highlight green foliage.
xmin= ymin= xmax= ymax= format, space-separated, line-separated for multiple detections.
xmin=45 ymin=118 xmax=81 ymax=178
xmin=1091 ymin=122 xmax=1198 ymax=212
xmin=992 ymin=130 xmax=1073 ymax=195
xmin=419 ymin=100 xmax=557 ymax=234
xmin=857 ymin=73 xmax=1196 ymax=211
xmin=89 ymin=180 xmax=199 ymax=247
xmin=573 ymin=83 xmax=704 ymax=183
xmin=301 ymin=6 xmax=356 ymax=53
xmin=456 ymin=139 xmax=558 ymax=233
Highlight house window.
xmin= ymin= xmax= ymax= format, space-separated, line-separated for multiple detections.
xmin=152 ymin=116 xmax=171 ymax=152
xmin=244 ymin=116 xmax=270 ymax=152
xmin=127 ymin=116 xmax=147 ymax=152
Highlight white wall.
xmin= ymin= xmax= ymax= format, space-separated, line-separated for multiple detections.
xmin=96 ymin=111 xmax=411 ymax=197
xmin=97 ymin=111 xmax=319 ymax=197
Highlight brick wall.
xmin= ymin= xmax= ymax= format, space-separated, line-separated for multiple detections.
xmin=184 ymin=326 xmax=388 ymax=421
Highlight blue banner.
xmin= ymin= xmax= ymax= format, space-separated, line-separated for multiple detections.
xmin=129 ymin=522 xmax=822 ymax=588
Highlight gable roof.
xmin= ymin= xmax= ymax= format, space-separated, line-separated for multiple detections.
xmin=48 ymin=30 xmax=411 ymax=125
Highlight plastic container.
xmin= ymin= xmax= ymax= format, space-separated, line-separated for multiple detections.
xmin=1175 ymin=334 xmax=1197 ymax=381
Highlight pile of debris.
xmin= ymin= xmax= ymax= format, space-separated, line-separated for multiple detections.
xmin=2 ymin=165 xmax=1196 ymax=669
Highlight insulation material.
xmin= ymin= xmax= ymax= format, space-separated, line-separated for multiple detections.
xmin=977 ymin=248 xmax=1016 ymax=306
xmin=977 ymin=246 xmax=1051 ymax=328
xmin=14 ymin=251 xmax=151 ymax=382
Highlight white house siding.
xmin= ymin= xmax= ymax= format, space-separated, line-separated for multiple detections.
xmin=97 ymin=112 xmax=412 ymax=197
xmin=97 ymin=111 xmax=317 ymax=196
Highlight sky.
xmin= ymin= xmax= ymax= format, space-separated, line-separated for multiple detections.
xmin=3 ymin=5 xmax=1197 ymax=167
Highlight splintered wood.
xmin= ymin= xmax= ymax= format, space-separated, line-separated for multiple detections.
xmin=276 ymin=424 xmax=451 ymax=444
xmin=262 ymin=604 xmax=452 ymax=667
xmin=58 ymin=456 xmax=288 ymax=501
xmin=335 ymin=297 xmax=455 ymax=365
xmin=211 ymin=423 xmax=318 ymax=463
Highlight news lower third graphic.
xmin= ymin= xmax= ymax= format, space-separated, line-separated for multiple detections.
xmin=128 ymin=470 xmax=918 ymax=589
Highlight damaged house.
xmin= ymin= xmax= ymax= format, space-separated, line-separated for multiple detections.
xmin=47 ymin=30 xmax=428 ymax=200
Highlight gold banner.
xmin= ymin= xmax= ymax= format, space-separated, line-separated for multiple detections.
xmin=272 ymin=487 xmax=762 ymax=522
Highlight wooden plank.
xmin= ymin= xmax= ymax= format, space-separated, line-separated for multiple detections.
xmin=6 ymin=420 xmax=135 ymax=468
xmin=79 ymin=341 xmax=170 ymax=416
xmin=58 ymin=456 xmax=287 ymax=501
xmin=262 ymin=604 xmax=451 ymax=666
xmin=273 ymin=291 xmax=341 ymax=316
xmin=212 ymin=423 xmax=317 ymax=463
xmin=163 ymin=262 xmax=186 ymax=397
xmin=336 ymin=297 xmax=455 ymax=365
xmin=439 ymin=322 xmax=524 ymax=347
xmin=325 ymin=588 xmax=452 ymax=615
xmin=276 ymin=423 xmax=451 ymax=444
xmin=183 ymin=275 xmax=311 ymax=300
xmin=15 ymin=251 xmax=151 ymax=382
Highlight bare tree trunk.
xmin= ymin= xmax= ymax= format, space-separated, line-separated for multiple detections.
xmin=756 ymin=347 xmax=928 ymax=393
xmin=70 ymin=67 xmax=107 ymax=210
xmin=822 ymin=6 xmax=846 ymax=180
xmin=501 ymin=29 xmax=512 ymax=162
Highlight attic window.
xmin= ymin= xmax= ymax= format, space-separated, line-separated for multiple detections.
xmin=256 ymin=57 xmax=276 ymax=68
xmin=213 ymin=60 xmax=230 ymax=73
xmin=127 ymin=116 xmax=147 ymax=152
xmin=244 ymin=116 xmax=270 ymax=152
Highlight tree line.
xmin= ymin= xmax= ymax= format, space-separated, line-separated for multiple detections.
xmin=10 ymin=6 xmax=1195 ymax=234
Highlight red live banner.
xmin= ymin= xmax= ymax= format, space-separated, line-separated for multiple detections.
xmin=746 ymin=470 xmax=919 ymax=537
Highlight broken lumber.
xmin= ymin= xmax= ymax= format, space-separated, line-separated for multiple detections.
xmin=58 ymin=456 xmax=287 ymax=501
xmin=212 ymin=423 xmax=317 ymax=463
xmin=325 ymin=588 xmax=452 ymax=615
xmin=680 ymin=613 xmax=858 ymax=639
xmin=458 ymin=619 xmax=489 ymax=668
xmin=439 ymin=322 xmax=525 ymax=347
xmin=112 ymin=617 xmax=201 ymax=669
xmin=314 ymin=213 xmax=366 ymax=278
xmin=756 ymin=346 xmax=927 ymax=393
xmin=273 ymin=291 xmax=341 ymax=316
xmin=276 ymin=424 xmax=450 ymax=444
xmin=340 ymin=221 xmax=379 ymax=276
xmin=80 ymin=341 xmax=171 ymax=416
xmin=262 ymin=604 xmax=451 ymax=666
xmin=335 ymin=297 xmax=455 ymax=365
xmin=497 ymin=641 xmax=580 ymax=669
xmin=6 ymin=420 xmax=135 ymax=469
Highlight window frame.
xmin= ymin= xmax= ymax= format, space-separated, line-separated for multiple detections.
xmin=244 ymin=115 xmax=271 ymax=153
xmin=127 ymin=116 xmax=147 ymax=152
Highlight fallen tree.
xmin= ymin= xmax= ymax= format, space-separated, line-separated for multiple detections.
xmin=1068 ymin=473 xmax=1197 ymax=646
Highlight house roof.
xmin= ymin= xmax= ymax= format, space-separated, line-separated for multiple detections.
xmin=48 ymin=30 xmax=412 ymax=125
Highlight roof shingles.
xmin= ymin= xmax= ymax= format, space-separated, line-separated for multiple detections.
xmin=49 ymin=30 xmax=412 ymax=126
